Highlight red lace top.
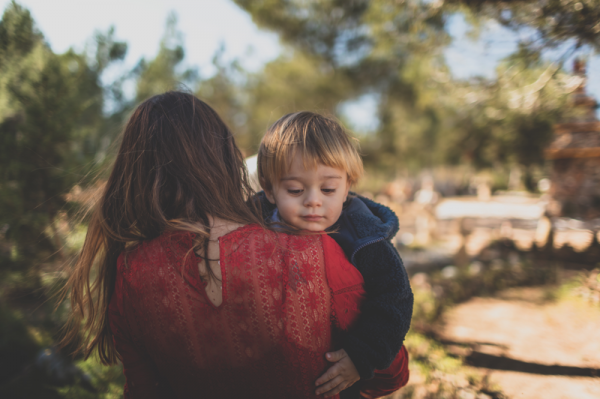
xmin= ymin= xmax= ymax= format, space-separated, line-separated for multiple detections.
xmin=109 ymin=225 xmax=346 ymax=398
xmin=109 ymin=224 xmax=407 ymax=399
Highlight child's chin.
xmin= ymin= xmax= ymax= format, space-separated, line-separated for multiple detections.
xmin=303 ymin=223 xmax=331 ymax=232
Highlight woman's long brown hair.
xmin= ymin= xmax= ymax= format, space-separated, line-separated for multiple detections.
xmin=61 ymin=91 xmax=263 ymax=365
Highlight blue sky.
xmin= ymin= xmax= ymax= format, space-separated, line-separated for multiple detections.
xmin=1 ymin=0 xmax=599 ymax=129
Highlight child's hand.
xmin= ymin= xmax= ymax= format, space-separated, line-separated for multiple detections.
xmin=315 ymin=349 xmax=360 ymax=397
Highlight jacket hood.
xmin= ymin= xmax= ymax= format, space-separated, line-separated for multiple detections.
xmin=340 ymin=194 xmax=399 ymax=240
xmin=329 ymin=193 xmax=399 ymax=265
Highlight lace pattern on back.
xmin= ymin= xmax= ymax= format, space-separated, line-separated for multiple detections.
xmin=110 ymin=225 xmax=335 ymax=398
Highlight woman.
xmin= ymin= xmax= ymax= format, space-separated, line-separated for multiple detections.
xmin=62 ymin=92 xmax=388 ymax=398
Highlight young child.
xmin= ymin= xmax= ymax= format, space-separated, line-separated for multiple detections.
xmin=256 ymin=111 xmax=413 ymax=399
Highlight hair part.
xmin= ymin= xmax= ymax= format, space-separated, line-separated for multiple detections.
xmin=61 ymin=91 xmax=263 ymax=365
xmin=257 ymin=111 xmax=363 ymax=192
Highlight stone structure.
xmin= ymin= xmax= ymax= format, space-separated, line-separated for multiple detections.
xmin=545 ymin=60 xmax=600 ymax=220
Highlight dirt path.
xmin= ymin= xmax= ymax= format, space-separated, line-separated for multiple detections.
xmin=438 ymin=287 xmax=600 ymax=399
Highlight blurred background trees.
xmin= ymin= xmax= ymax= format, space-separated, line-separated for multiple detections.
xmin=0 ymin=0 xmax=598 ymax=397
xmin=0 ymin=2 xmax=125 ymax=279
xmin=0 ymin=3 xmax=129 ymax=396
xmin=233 ymin=0 xmax=586 ymax=176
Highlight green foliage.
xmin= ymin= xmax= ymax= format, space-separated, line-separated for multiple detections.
xmin=135 ymin=12 xmax=198 ymax=102
xmin=0 ymin=5 xmax=129 ymax=394
xmin=235 ymin=0 xmax=583 ymax=175
xmin=235 ymin=0 xmax=447 ymax=69
xmin=392 ymin=331 xmax=506 ymax=399
xmin=570 ymin=267 xmax=600 ymax=305
xmin=405 ymin=332 xmax=462 ymax=381
xmin=234 ymin=0 xmax=373 ymax=65
xmin=435 ymin=45 xmax=574 ymax=170
xmin=195 ymin=48 xmax=252 ymax=151
xmin=0 ymin=0 xmax=41 ymax=63
xmin=232 ymin=0 xmax=453 ymax=160
xmin=0 ymin=304 xmax=42 ymax=381
xmin=447 ymin=0 xmax=600 ymax=52
xmin=0 ymin=2 xmax=130 ymax=273
xmin=244 ymin=51 xmax=356 ymax=152
xmin=197 ymin=48 xmax=358 ymax=154
xmin=0 ymin=2 xmax=87 ymax=269
xmin=57 ymin=359 xmax=124 ymax=399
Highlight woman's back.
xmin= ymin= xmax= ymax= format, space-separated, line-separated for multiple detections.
xmin=109 ymin=224 xmax=335 ymax=398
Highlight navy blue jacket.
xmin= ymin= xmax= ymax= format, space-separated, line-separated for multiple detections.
xmin=256 ymin=192 xmax=413 ymax=394
xmin=328 ymin=195 xmax=413 ymax=379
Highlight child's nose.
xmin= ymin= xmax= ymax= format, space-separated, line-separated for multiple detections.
xmin=304 ymin=190 xmax=322 ymax=207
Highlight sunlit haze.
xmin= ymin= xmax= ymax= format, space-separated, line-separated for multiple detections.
xmin=0 ymin=0 xmax=282 ymax=77
xmin=1 ymin=0 xmax=599 ymax=126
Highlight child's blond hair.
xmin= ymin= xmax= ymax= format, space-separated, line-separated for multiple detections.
xmin=258 ymin=111 xmax=363 ymax=191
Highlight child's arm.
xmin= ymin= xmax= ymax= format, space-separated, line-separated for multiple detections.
xmin=332 ymin=240 xmax=413 ymax=381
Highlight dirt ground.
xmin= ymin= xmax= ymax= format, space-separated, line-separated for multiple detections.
xmin=438 ymin=286 xmax=600 ymax=399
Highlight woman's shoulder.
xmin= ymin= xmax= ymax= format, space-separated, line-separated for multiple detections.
xmin=116 ymin=230 xmax=196 ymax=274
xmin=119 ymin=225 xmax=264 ymax=268
xmin=220 ymin=224 xmax=327 ymax=258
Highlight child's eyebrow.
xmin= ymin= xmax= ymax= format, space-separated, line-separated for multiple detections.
xmin=280 ymin=175 xmax=342 ymax=181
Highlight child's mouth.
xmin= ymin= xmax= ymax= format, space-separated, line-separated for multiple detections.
xmin=302 ymin=215 xmax=323 ymax=221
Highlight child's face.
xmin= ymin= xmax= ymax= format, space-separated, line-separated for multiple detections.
xmin=265 ymin=152 xmax=350 ymax=232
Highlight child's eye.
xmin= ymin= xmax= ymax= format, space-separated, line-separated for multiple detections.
xmin=287 ymin=189 xmax=303 ymax=195
xmin=322 ymin=188 xmax=336 ymax=194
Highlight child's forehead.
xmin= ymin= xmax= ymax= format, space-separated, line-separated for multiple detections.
xmin=287 ymin=150 xmax=342 ymax=170
xmin=281 ymin=156 xmax=347 ymax=181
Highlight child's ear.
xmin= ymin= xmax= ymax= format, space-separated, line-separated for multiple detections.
xmin=260 ymin=177 xmax=276 ymax=204
xmin=344 ymin=183 xmax=350 ymax=202
xmin=264 ymin=190 xmax=276 ymax=204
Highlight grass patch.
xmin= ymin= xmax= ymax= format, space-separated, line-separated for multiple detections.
xmin=385 ymin=332 xmax=506 ymax=399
